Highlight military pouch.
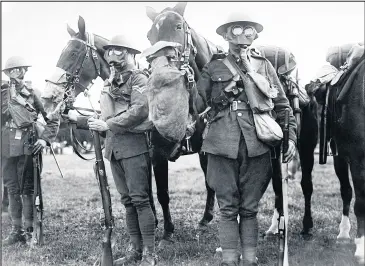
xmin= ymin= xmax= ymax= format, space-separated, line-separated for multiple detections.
xmin=8 ymin=100 xmax=38 ymax=128
xmin=253 ymin=112 xmax=283 ymax=147
xmin=100 ymin=86 xmax=116 ymax=121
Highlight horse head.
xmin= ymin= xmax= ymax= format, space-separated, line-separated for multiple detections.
xmin=146 ymin=2 xmax=188 ymax=46
xmin=146 ymin=2 xmax=218 ymax=74
xmin=46 ymin=16 xmax=110 ymax=109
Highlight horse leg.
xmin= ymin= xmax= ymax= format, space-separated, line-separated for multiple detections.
xmin=198 ymin=153 xmax=215 ymax=228
xmin=265 ymin=149 xmax=282 ymax=236
xmin=147 ymin=156 xmax=158 ymax=228
xmin=2 ymin=185 xmax=9 ymax=213
xmin=299 ymin=102 xmax=318 ymax=237
xmin=152 ymin=154 xmax=174 ymax=247
xmin=331 ymin=148 xmax=352 ymax=241
xmin=349 ymin=157 xmax=365 ymax=264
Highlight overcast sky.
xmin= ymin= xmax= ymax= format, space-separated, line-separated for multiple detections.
xmin=1 ymin=2 xmax=364 ymax=107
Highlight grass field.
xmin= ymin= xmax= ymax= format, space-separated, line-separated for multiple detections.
xmin=1 ymin=151 xmax=360 ymax=266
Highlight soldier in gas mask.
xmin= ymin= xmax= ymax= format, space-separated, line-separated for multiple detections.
xmin=195 ymin=13 xmax=297 ymax=266
xmin=1 ymin=56 xmax=58 ymax=246
xmin=66 ymin=35 xmax=157 ymax=266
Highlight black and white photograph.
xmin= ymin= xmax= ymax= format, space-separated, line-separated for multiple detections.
xmin=1 ymin=1 xmax=364 ymax=266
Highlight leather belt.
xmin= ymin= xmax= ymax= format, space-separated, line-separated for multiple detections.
xmin=230 ymin=100 xmax=250 ymax=111
xmin=5 ymin=120 xmax=31 ymax=131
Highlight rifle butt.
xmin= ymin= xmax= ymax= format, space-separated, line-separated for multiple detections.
xmin=100 ymin=228 xmax=113 ymax=266
xmin=31 ymin=220 xmax=44 ymax=246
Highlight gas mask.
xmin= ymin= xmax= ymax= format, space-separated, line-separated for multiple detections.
xmin=4 ymin=67 xmax=27 ymax=80
xmin=224 ymin=25 xmax=258 ymax=48
xmin=104 ymin=47 xmax=133 ymax=71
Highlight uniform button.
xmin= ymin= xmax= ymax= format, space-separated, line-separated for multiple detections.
xmin=238 ymin=113 xmax=242 ymax=117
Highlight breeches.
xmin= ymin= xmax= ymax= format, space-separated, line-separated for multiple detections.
xmin=110 ymin=153 xmax=151 ymax=208
xmin=207 ymin=135 xmax=272 ymax=220
xmin=2 ymin=155 xmax=34 ymax=195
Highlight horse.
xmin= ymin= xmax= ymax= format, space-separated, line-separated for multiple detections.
xmin=145 ymin=2 xmax=221 ymax=245
xmin=307 ymin=52 xmax=365 ymax=264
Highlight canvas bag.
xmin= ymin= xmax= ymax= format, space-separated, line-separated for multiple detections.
xmin=223 ymin=55 xmax=283 ymax=146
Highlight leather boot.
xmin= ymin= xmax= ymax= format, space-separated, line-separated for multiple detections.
xmin=221 ymin=249 xmax=239 ymax=266
xmin=114 ymin=242 xmax=142 ymax=265
xmin=3 ymin=194 xmax=25 ymax=246
xmin=139 ymin=246 xmax=157 ymax=266
xmin=2 ymin=226 xmax=26 ymax=246
xmin=22 ymin=194 xmax=34 ymax=243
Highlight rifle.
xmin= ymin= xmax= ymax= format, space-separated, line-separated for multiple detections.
xmin=319 ymin=85 xmax=330 ymax=164
xmin=30 ymin=123 xmax=44 ymax=246
xmin=282 ymin=74 xmax=301 ymax=140
xmin=92 ymin=129 xmax=114 ymax=266
xmin=278 ymin=108 xmax=290 ymax=266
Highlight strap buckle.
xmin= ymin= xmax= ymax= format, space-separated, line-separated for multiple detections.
xmin=230 ymin=101 xmax=238 ymax=111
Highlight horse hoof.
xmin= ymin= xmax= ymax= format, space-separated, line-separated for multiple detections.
xmin=300 ymin=230 xmax=313 ymax=240
xmin=262 ymin=231 xmax=277 ymax=240
xmin=355 ymin=236 xmax=365 ymax=265
xmin=158 ymin=238 xmax=174 ymax=249
xmin=336 ymin=237 xmax=351 ymax=245
xmin=158 ymin=231 xmax=174 ymax=249
xmin=198 ymin=213 xmax=213 ymax=228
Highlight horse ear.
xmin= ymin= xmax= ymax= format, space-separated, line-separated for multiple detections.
xmin=67 ymin=24 xmax=76 ymax=37
xmin=78 ymin=16 xmax=86 ymax=38
xmin=146 ymin=6 xmax=158 ymax=21
xmin=173 ymin=2 xmax=187 ymax=16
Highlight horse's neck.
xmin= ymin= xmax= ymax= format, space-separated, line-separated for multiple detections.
xmin=190 ymin=28 xmax=219 ymax=71
xmin=93 ymin=34 xmax=111 ymax=81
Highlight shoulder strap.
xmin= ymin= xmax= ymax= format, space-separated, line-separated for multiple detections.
xmin=274 ymin=48 xmax=279 ymax=71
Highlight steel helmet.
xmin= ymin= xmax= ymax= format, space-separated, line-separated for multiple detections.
xmin=216 ymin=12 xmax=263 ymax=36
xmin=3 ymin=56 xmax=31 ymax=71
xmin=103 ymin=35 xmax=141 ymax=54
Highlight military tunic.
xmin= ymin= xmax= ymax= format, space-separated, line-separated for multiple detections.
xmin=196 ymin=49 xmax=297 ymax=159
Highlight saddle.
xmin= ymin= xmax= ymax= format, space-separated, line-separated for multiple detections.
xmin=331 ymin=44 xmax=365 ymax=87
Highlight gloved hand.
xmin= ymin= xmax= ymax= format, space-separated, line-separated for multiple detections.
xmin=32 ymin=139 xmax=47 ymax=155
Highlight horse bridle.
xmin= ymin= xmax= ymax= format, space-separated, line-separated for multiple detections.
xmin=47 ymin=32 xmax=104 ymax=160
xmin=47 ymin=32 xmax=101 ymax=111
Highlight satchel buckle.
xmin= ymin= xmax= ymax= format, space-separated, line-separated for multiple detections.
xmin=230 ymin=101 xmax=238 ymax=111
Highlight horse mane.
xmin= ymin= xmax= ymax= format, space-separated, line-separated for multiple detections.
xmin=190 ymin=28 xmax=220 ymax=71
xmin=92 ymin=34 xmax=110 ymax=80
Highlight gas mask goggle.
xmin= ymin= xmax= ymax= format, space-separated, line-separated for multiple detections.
xmin=224 ymin=25 xmax=258 ymax=47
xmin=4 ymin=67 xmax=28 ymax=80
xmin=104 ymin=47 xmax=130 ymax=68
